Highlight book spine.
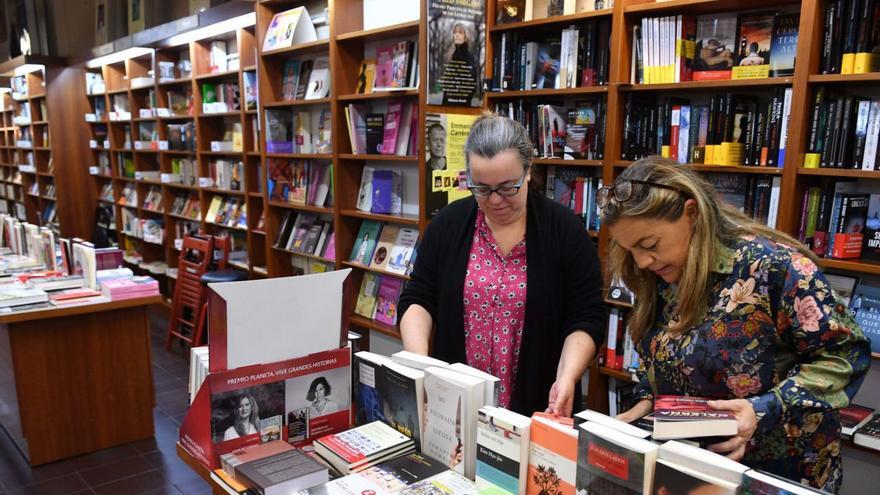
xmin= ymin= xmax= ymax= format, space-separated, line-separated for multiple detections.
xmin=863 ymin=100 xmax=880 ymax=170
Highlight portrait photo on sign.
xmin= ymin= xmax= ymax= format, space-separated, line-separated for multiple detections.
xmin=210 ymin=381 xmax=285 ymax=444
xmin=285 ymin=366 xmax=350 ymax=420
xmin=427 ymin=0 xmax=485 ymax=107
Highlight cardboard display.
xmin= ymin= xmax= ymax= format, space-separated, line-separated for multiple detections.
xmin=180 ymin=347 xmax=352 ymax=470
xmin=208 ymin=269 xmax=353 ymax=372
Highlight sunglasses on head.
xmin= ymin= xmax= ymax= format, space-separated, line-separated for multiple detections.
xmin=596 ymin=179 xmax=689 ymax=209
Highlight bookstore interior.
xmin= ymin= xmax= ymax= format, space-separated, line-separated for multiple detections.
xmin=1 ymin=0 xmax=880 ymax=493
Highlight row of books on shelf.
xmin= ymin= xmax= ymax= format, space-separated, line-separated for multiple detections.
xmin=492 ymin=17 xmax=611 ymax=92
xmin=821 ymin=0 xmax=880 ymax=75
xmin=354 ymin=273 xmax=406 ymax=326
xmin=170 ymin=194 xmax=201 ymax=220
xmin=622 ymin=89 xmax=793 ymax=167
xmin=350 ymin=220 xmax=418 ymax=276
xmin=274 ymin=211 xmax=335 ymax=259
xmin=205 ymin=196 xmax=248 ymax=230
xmin=804 ymin=90 xmax=880 ymax=170
xmin=631 ymin=11 xmax=798 ymax=85
xmin=202 ymin=82 xmax=241 ymax=114
xmin=545 ymin=166 xmax=602 ymax=231
xmin=281 ymin=56 xmax=331 ymax=101
xmin=121 ymin=210 xmax=164 ymax=244
xmin=356 ymin=167 xmax=404 ymax=216
xmin=267 ymin=160 xmax=333 ymax=207
xmin=797 ymin=181 xmax=880 ymax=260
xmin=141 ymin=186 xmax=163 ymax=211
xmin=499 ymin=99 xmax=606 ymax=160
xmin=207 ymin=159 xmax=243 ymax=191
xmin=345 ymin=102 xmax=418 ymax=156
xmin=355 ymin=40 xmax=420 ymax=95
xmin=265 ymin=108 xmax=332 ymax=154
xmin=118 ymin=184 xmax=138 ymax=207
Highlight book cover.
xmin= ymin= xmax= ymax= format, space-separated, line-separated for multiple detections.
xmin=263 ymin=7 xmax=312 ymax=51
xmin=423 ymin=367 xmax=485 ymax=478
xmin=652 ymin=459 xmax=738 ymax=495
xmin=397 ymin=470 xmax=479 ymax=495
xmin=533 ymin=38 xmax=562 ymax=89
xmin=358 ymin=453 xmax=446 ymax=492
xmin=288 ymin=161 xmax=307 ymax=205
xmin=576 ymin=421 xmax=658 ymax=495
xmin=694 ymin=13 xmax=738 ymax=80
xmin=281 ymin=59 xmax=300 ymax=100
xmin=497 ymin=0 xmax=526 ymax=24
xmin=353 ymin=351 xmax=390 ymax=426
xmin=840 ymin=404 xmax=875 ymax=437
xmin=426 ymin=0 xmax=485 ymax=106
xmin=305 ymin=56 xmax=330 ymax=100
xmin=853 ymin=414 xmax=880 ymax=450
xmin=315 ymin=421 xmax=412 ymax=467
xmin=475 ymin=407 xmax=531 ymax=495
xmin=390 ymin=41 xmax=412 ymax=88
xmin=382 ymin=101 xmax=403 ymax=155
xmin=386 ymin=228 xmax=419 ymax=275
xmin=296 ymin=60 xmax=314 ymax=100
xmin=357 ymin=59 xmax=376 ymax=94
xmin=830 ymin=193 xmax=869 ymax=259
xmin=370 ymin=170 xmax=394 ymax=215
xmin=378 ymin=363 xmax=426 ymax=450
xmin=527 ymin=415 xmax=578 ymax=495
xmin=370 ymin=224 xmax=400 ymax=271
xmin=366 ymin=113 xmax=385 ymax=154
xmin=851 ymin=282 xmax=880 ymax=356
xmin=266 ymin=110 xmax=293 ymax=153
xmin=374 ymin=276 xmax=404 ymax=325
xmin=357 ymin=166 xmax=375 ymax=212
xmin=769 ymin=14 xmax=799 ymax=77
xmin=732 ymin=14 xmax=774 ymax=79
xmin=349 ymin=220 xmax=383 ymax=265
xmin=373 ymin=44 xmax=396 ymax=90
xmin=234 ymin=448 xmax=328 ymax=494
xmin=741 ymin=468 xmax=830 ymax=494
xmin=862 ymin=193 xmax=880 ymax=261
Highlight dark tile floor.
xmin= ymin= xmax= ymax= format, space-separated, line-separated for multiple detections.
xmin=0 ymin=305 xmax=212 ymax=495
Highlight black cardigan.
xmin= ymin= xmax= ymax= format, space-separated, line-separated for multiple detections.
xmin=398 ymin=188 xmax=607 ymax=416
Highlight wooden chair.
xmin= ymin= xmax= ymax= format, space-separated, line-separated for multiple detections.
xmin=165 ymin=235 xmax=214 ymax=351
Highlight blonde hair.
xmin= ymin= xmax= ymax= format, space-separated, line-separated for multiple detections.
xmin=600 ymin=157 xmax=817 ymax=342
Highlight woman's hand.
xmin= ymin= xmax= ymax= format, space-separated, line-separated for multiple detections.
xmin=705 ymin=399 xmax=758 ymax=461
xmin=545 ymin=379 xmax=575 ymax=417
xmin=616 ymin=398 xmax=653 ymax=423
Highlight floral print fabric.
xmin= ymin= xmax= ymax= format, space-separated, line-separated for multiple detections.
xmin=463 ymin=210 xmax=527 ymax=408
xmin=634 ymin=236 xmax=871 ymax=492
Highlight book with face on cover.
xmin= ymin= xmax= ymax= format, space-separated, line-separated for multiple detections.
xmin=349 ymin=220 xmax=383 ymax=265
xmin=369 ymin=224 xmax=399 ymax=271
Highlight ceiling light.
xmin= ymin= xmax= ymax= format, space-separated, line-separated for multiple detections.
xmin=165 ymin=12 xmax=255 ymax=47
xmin=86 ymin=47 xmax=154 ymax=68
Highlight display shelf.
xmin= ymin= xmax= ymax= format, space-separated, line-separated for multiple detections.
xmin=349 ymin=314 xmax=401 ymax=339
xmin=341 ymin=261 xmax=412 ymax=281
xmin=263 ymin=98 xmax=332 ymax=107
xmin=339 ymin=209 xmax=420 ymax=226
xmin=623 ymin=0 xmax=798 ymax=15
xmin=490 ymin=9 xmax=613 ymax=33
xmin=336 ymin=20 xmax=420 ymax=42
xmin=808 ymin=73 xmax=880 ymax=84
xmin=797 ymin=168 xmax=880 ymax=179
xmin=267 ymin=201 xmax=333 ymax=215
xmin=617 ymin=78 xmax=793 ymax=92
xmin=337 ymin=153 xmax=418 ymax=162
xmin=270 ymin=245 xmax=334 ymax=264
xmin=261 ymin=39 xmax=330 ymax=57
xmin=486 ymin=86 xmax=608 ymax=99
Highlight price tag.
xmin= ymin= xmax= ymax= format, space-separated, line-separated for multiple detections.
xmin=109 ymin=112 xmax=118 ymax=121
xmin=174 ymin=238 xmax=183 ymax=250
xmin=103 ymin=140 xmax=110 ymax=149
xmin=89 ymin=139 xmax=97 ymax=149
xmin=135 ymin=171 xmax=145 ymax=180
xmin=198 ymin=177 xmax=214 ymax=188
xmin=89 ymin=166 xmax=99 ymax=175
xmin=134 ymin=141 xmax=143 ymax=150
xmin=139 ymin=108 xmax=153 ymax=118
xmin=158 ymin=141 xmax=169 ymax=150
xmin=85 ymin=113 xmax=97 ymax=122
xmin=210 ymin=141 xmax=221 ymax=152
xmin=156 ymin=108 xmax=171 ymax=117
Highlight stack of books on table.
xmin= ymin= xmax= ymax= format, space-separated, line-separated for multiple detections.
xmin=0 ymin=286 xmax=49 ymax=311
xmin=100 ymin=275 xmax=160 ymax=300
xmin=47 ymin=287 xmax=107 ymax=306
xmin=215 ymin=440 xmax=329 ymax=495
xmin=313 ymin=421 xmax=415 ymax=476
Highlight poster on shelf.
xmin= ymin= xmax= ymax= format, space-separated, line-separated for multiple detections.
xmin=425 ymin=113 xmax=478 ymax=218
xmin=426 ymin=0 xmax=486 ymax=107
xmin=179 ymin=346 xmax=352 ymax=470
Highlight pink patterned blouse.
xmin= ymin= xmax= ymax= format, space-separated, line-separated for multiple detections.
xmin=463 ymin=210 xmax=528 ymax=408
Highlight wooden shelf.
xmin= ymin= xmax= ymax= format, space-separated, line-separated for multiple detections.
xmin=533 ymin=158 xmax=603 ymax=167
xmin=336 ymin=20 xmax=420 ymax=42
xmin=808 ymin=73 xmax=880 ymax=84
xmin=158 ymin=77 xmax=193 ymax=87
xmin=598 ymin=366 xmax=637 ymax=383
xmin=194 ymin=69 xmax=240 ymax=81
xmin=615 ymin=160 xmax=784 ymax=174
xmin=161 ymin=150 xmax=196 ymax=156
xmin=617 ymin=78 xmax=793 ymax=92
xmin=797 ymin=167 xmax=880 ymax=179
xmin=200 ymin=150 xmax=246 ymax=156
xmin=266 ymin=152 xmax=333 ymax=160
xmin=164 ymin=183 xmax=199 ymax=191
xmin=340 ymin=208 xmax=419 ymax=225
xmin=337 ymin=91 xmax=419 ymax=101
xmin=623 ymin=0 xmax=797 ymax=15
xmin=264 ymin=98 xmax=331 ymax=108
xmin=202 ymin=187 xmax=246 ymax=197
xmin=270 ymin=245 xmax=334 ymax=264
xmin=198 ymin=111 xmax=243 ymax=118
xmin=349 ymin=315 xmax=401 ymax=339
xmin=267 ymin=200 xmax=333 ymax=215
xmin=337 ymin=153 xmax=418 ymax=162
xmin=158 ymin=115 xmax=195 ymax=121
xmin=262 ymin=39 xmax=329 ymax=57
xmin=490 ymin=9 xmax=612 ymax=33
xmin=818 ymin=258 xmax=880 ymax=276
xmin=486 ymin=86 xmax=608 ymax=99
xmin=341 ymin=261 xmax=411 ymax=281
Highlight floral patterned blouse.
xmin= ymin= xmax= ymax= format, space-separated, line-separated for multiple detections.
xmin=634 ymin=236 xmax=871 ymax=492
xmin=463 ymin=210 xmax=527 ymax=408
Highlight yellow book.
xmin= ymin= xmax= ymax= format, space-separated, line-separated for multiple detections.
xmin=803 ymin=153 xmax=821 ymax=169
xmin=205 ymin=196 xmax=223 ymax=223
xmin=732 ymin=65 xmax=770 ymax=79
xmin=841 ymin=53 xmax=856 ymax=74
xmin=719 ymin=142 xmax=745 ymax=166
xmin=661 ymin=145 xmax=671 ymax=159
xmin=853 ymin=53 xmax=873 ymax=74
xmin=705 ymin=145 xmax=715 ymax=165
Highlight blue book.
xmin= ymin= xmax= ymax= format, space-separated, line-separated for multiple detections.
xmin=371 ymin=170 xmax=394 ymax=214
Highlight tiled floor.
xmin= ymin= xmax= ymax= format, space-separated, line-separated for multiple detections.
xmin=0 ymin=305 xmax=211 ymax=495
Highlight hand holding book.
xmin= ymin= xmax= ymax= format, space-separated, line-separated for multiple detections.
xmin=704 ymin=398 xmax=758 ymax=461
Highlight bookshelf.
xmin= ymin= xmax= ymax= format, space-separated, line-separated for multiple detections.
xmin=84 ymin=17 xmax=263 ymax=298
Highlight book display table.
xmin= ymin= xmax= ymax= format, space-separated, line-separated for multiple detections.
xmin=0 ymin=295 xmax=161 ymax=465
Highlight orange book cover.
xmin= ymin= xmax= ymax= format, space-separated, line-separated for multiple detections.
xmin=526 ymin=414 xmax=578 ymax=495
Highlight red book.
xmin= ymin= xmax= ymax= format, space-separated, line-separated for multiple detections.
xmin=669 ymin=105 xmax=681 ymax=161
xmin=841 ymin=404 xmax=875 ymax=437
xmin=381 ymin=101 xmax=403 ymax=155
xmin=652 ymin=395 xmax=737 ymax=440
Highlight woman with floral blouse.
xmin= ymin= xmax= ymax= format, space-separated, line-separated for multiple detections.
xmin=599 ymin=157 xmax=870 ymax=492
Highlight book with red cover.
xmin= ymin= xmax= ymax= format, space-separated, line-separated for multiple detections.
xmin=841 ymin=404 xmax=875 ymax=437
xmin=652 ymin=395 xmax=737 ymax=440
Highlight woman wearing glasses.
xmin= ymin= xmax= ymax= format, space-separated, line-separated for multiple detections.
xmin=398 ymin=114 xmax=606 ymax=416
xmin=600 ymin=157 xmax=869 ymax=492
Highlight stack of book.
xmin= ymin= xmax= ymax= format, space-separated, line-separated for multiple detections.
xmin=313 ymin=421 xmax=415 ymax=475
xmin=100 ymin=276 xmax=160 ymax=301
xmin=216 ymin=440 xmax=329 ymax=495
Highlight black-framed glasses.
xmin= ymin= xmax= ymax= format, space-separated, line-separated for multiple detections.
xmin=467 ymin=168 xmax=529 ymax=198
xmin=596 ymin=179 xmax=688 ymax=209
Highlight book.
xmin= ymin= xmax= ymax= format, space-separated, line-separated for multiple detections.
xmin=652 ymin=459 xmax=739 ymax=495
xmin=354 ymin=273 xmax=382 ymax=319
xmin=853 ymin=415 xmax=880 ymax=451
xmin=851 ymin=282 xmax=880 ymax=356
xmin=366 ymin=113 xmax=385 ymax=154
xmin=262 ymin=7 xmax=318 ymax=52
xmin=370 ymin=170 xmax=394 ymax=214
xmin=358 ymin=452 xmax=448 ymax=492
xmin=304 ymin=56 xmax=331 ymax=100
xmin=576 ymin=420 xmax=659 ymax=495
xmin=475 ymin=406 xmax=531 ymax=495
xmin=694 ymin=13 xmax=738 ymax=80
xmin=840 ymin=404 xmax=875 ymax=438
xmin=527 ymin=413 xmax=578 ymax=495
xmin=369 ymin=224 xmax=400 ymax=271
xmin=448 ymin=363 xmax=500 ymax=408
xmin=423 ymin=366 xmax=486 ymax=479
xmin=356 ymin=60 xmax=376 ymax=94
xmin=353 ymin=351 xmax=393 ymax=426
xmin=350 ymin=220 xmax=383 ymax=265
xmin=656 ymin=440 xmax=749 ymax=490
xmin=769 ymin=13 xmax=799 ymax=77
xmin=313 ymin=421 xmax=414 ymax=475
xmin=391 ymin=350 xmax=450 ymax=370
xmin=234 ymin=448 xmax=328 ymax=495
xmin=573 ymin=409 xmax=652 ymax=439
xmin=386 ymin=228 xmax=419 ymax=275
xmin=373 ymin=276 xmax=404 ymax=326
xmin=379 ymin=361 xmax=426 ymax=450
xmin=732 ymin=14 xmax=774 ymax=80
xmin=741 ymin=468 xmax=831 ymax=494
xmin=652 ymin=395 xmax=737 ymax=440
xmin=220 ymin=440 xmax=297 ymax=479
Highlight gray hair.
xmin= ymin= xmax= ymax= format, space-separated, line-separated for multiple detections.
xmin=464 ymin=113 xmax=532 ymax=172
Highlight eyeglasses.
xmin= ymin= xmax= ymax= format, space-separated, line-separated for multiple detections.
xmin=467 ymin=168 xmax=529 ymax=198
xmin=596 ymin=179 xmax=688 ymax=209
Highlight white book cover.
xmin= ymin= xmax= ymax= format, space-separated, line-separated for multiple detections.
xmin=305 ymin=57 xmax=331 ymax=100
xmin=767 ymin=176 xmax=781 ymax=229
xmin=657 ymin=441 xmax=749 ymax=487
xmin=423 ymin=367 xmax=485 ymax=479
xmin=863 ymin=101 xmax=880 ymax=171
xmin=449 ymin=362 xmax=500 ymax=408
xmin=777 ymin=88 xmax=793 ymax=167
xmin=573 ymin=409 xmax=651 ymax=439
xmin=356 ymin=166 xmax=375 ymax=212
xmin=386 ymin=227 xmax=419 ymax=275
xmin=476 ymin=406 xmax=531 ymax=495
xmin=263 ymin=7 xmax=318 ymax=52
xmin=391 ymin=350 xmax=449 ymax=370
